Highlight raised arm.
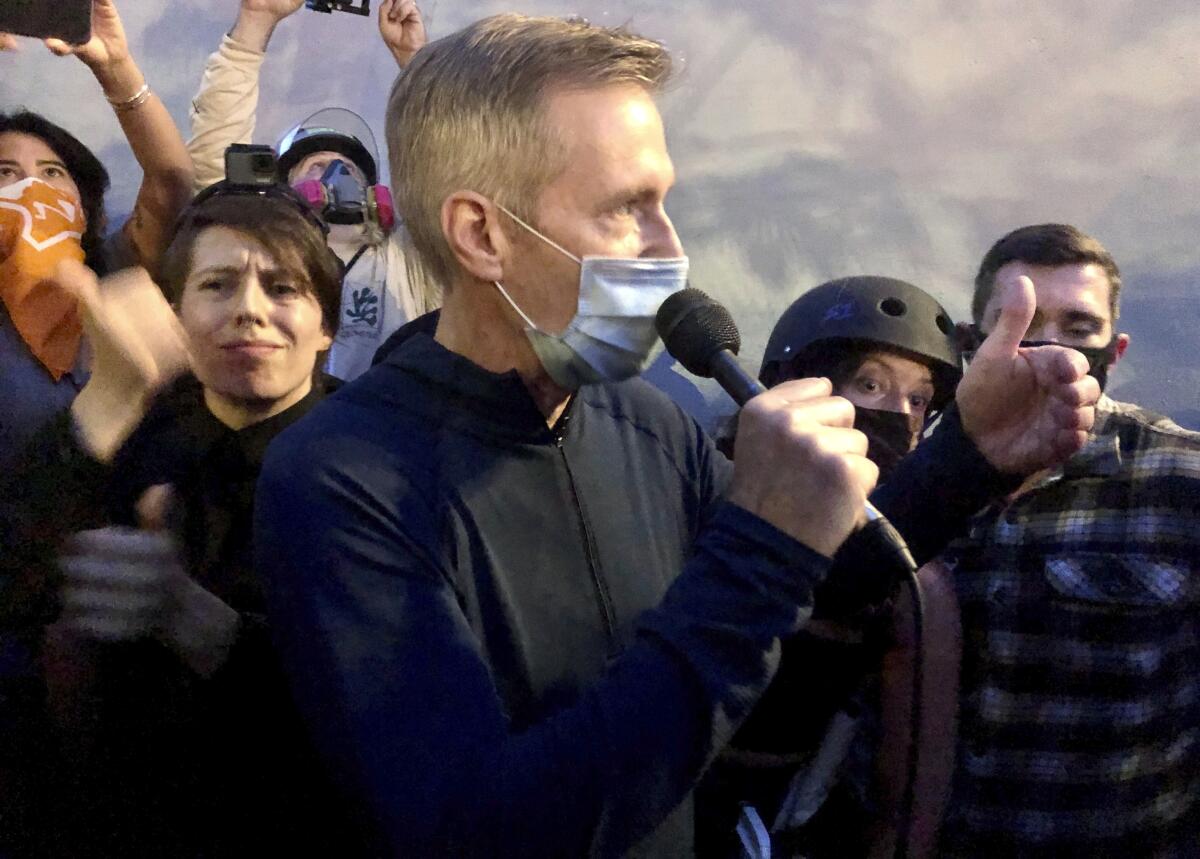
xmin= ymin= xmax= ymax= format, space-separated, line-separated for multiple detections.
xmin=187 ymin=0 xmax=305 ymax=192
xmin=47 ymin=0 xmax=194 ymax=274
xmin=378 ymin=0 xmax=428 ymax=70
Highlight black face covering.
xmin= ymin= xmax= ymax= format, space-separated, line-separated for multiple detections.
xmin=965 ymin=325 xmax=1119 ymax=393
xmin=320 ymin=160 xmax=368 ymax=225
xmin=854 ymin=406 xmax=916 ymax=482
xmin=1017 ymin=338 xmax=1119 ymax=393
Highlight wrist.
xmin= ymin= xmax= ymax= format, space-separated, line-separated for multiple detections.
xmin=90 ymin=55 xmax=142 ymax=99
xmin=71 ymin=379 xmax=152 ymax=462
xmin=231 ymin=8 xmax=283 ymax=52
xmin=390 ymin=46 xmax=417 ymax=70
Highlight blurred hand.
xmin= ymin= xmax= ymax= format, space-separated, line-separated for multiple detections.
xmin=45 ymin=0 xmax=129 ymax=73
xmin=56 ymin=486 xmax=239 ymax=675
xmin=957 ymin=274 xmax=1100 ymax=474
xmin=379 ymin=0 xmax=426 ymax=68
xmin=58 ymin=489 xmax=191 ymax=644
xmin=56 ymin=260 xmax=188 ymax=460
xmin=60 ymin=261 xmax=188 ymax=400
xmin=730 ymin=378 xmax=879 ymax=559
xmin=0 ymin=32 xmax=20 ymax=51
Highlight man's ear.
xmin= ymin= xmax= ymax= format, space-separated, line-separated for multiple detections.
xmin=442 ymin=191 xmax=508 ymax=283
xmin=1113 ymin=332 xmax=1131 ymax=363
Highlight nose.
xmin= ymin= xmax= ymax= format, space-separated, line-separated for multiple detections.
xmin=230 ymin=277 xmax=271 ymax=326
xmin=884 ymin=389 xmax=912 ymax=416
xmin=642 ymin=206 xmax=684 ymax=258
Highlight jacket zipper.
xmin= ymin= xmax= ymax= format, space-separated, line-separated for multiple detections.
xmin=555 ymin=417 xmax=618 ymax=653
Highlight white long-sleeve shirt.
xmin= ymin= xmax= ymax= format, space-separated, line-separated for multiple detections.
xmin=187 ymin=34 xmax=439 ymax=381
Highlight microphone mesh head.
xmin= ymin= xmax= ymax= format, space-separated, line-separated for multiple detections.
xmin=655 ymin=288 xmax=742 ymax=378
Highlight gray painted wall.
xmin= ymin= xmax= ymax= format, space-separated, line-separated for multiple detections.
xmin=5 ymin=0 xmax=1197 ymax=427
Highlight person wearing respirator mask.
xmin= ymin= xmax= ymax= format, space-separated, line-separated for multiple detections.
xmin=186 ymin=0 xmax=439 ymax=382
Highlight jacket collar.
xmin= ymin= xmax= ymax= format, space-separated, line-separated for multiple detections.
xmin=377 ymin=332 xmax=568 ymax=446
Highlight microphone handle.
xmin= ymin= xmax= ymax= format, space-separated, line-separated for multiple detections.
xmin=709 ymin=349 xmax=766 ymax=406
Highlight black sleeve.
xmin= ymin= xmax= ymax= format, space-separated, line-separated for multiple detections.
xmin=0 ymin=412 xmax=111 ymax=630
xmin=868 ymin=404 xmax=1018 ymax=566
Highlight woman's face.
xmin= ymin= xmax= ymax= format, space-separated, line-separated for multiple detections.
xmin=179 ymin=226 xmax=332 ymax=427
xmin=836 ymin=349 xmax=936 ymax=448
xmin=0 ymin=132 xmax=82 ymax=206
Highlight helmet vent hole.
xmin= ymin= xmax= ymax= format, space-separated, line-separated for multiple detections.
xmin=879 ymin=297 xmax=907 ymax=317
xmin=935 ymin=313 xmax=953 ymax=335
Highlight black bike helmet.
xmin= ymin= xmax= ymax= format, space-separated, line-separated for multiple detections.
xmin=759 ymin=276 xmax=962 ymax=411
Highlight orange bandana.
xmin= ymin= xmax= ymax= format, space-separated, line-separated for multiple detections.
xmin=0 ymin=178 xmax=87 ymax=380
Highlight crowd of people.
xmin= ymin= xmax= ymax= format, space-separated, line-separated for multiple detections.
xmin=1 ymin=1 xmax=1197 ymax=857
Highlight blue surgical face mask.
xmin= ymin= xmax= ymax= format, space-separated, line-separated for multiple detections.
xmin=492 ymin=205 xmax=688 ymax=389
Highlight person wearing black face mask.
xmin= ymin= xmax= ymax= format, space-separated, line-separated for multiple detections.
xmin=934 ymin=224 xmax=1200 ymax=858
xmin=698 ymin=276 xmax=964 ymax=859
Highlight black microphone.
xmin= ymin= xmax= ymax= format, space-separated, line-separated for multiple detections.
xmin=655 ymin=287 xmax=765 ymax=406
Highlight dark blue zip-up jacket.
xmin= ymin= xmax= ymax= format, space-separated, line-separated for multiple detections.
xmin=254 ymin=331 xmax=1000 ymax=857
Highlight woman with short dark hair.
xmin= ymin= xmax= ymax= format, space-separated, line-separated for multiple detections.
xmin=0 ymin=182 xmax=350 ymax=857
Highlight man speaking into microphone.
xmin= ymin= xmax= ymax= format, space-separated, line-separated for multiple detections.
xmin=254 ymin=14 xmax=1098 ymax=857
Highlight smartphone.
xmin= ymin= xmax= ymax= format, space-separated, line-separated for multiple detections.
xmin=306 ymin=0 xmax=371 ymax=17
xmin=0 ymin=0 xmax=92 ymax=45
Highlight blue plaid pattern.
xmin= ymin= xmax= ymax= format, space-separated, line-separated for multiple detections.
xmin=939 ymin=398 xmax=1200 ymax=857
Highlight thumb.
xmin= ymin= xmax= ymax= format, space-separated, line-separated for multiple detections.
xmin=978 ymin=274 xmax=1035 ymax=359
xmin=136 ymin=484 xmax=174 ymax=532
xmin=44 ymin=37 xmax=73 ymax=56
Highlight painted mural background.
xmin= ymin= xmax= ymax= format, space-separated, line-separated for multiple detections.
xmin=4 ymin=0 xmax=1197 ymax=427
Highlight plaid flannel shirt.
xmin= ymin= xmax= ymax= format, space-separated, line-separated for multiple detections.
xmin=939 ymin=396 xmax=1200 ymax=857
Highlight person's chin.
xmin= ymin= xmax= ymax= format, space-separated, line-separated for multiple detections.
xmin=211 ymin=375 xmax=289 ymax=407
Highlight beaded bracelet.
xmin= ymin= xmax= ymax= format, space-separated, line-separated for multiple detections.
xmin=107 ymin=82 xmax=152 ymax=113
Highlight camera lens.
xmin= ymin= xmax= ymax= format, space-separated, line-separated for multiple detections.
xmin=252 ymin=154 xmax=274 ymax=173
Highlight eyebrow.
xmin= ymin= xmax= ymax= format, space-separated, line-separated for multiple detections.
xmin=187 ymin=263 xmax=298 ymax=284
xmin=187 ymin=265 xmax=264 ymax=281
xmin=0 ymin=159 xmax=69 ymax=169
xmin=596 ymin=185 xmax=664 ymax=214
xmin=1061 ymin=309 xmax=1106 ymax=329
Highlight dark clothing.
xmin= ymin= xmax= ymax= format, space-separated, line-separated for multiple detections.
xmin=256 ymin=331 xmax=1006 ymax=857
xmin=940 ymin=397 xmax=1200 ymax=857
xmin=696 ymin=408 xmax=1016 ymax=859
xmin=0 ymin=375 xmax=345 ymax=858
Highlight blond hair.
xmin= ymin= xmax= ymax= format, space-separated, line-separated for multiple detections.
xmin=386 ymin=14 xmax=673 ymax=287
